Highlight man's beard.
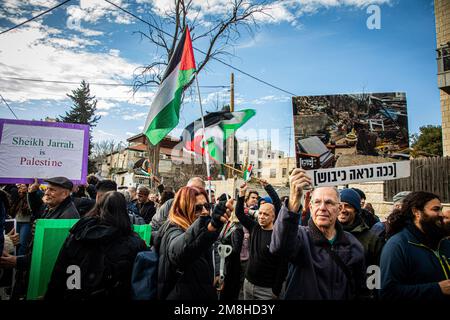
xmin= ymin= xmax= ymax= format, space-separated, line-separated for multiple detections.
xmin=419 ymin=213 xmax=446 ymax=244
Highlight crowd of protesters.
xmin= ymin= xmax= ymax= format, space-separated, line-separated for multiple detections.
xmin=0 ymin=168 xmax=449 ymax=301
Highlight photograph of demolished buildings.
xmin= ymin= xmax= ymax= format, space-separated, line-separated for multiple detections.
xmin=293 ymin=92 xmax=409 ymax=169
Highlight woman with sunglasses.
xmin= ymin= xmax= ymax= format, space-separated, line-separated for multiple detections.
xmin=154 ymin=186 xmax=233 ymax=300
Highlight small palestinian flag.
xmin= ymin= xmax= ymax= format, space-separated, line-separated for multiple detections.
xmin=182 ymin=109 xmax=255 ymax=163
xmin=143 ymin=27 xmax=196 ymax=145
xmin=243 ymin=164 xmax=253 ymax=182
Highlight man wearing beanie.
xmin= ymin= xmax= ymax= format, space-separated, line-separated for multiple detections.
xmin=351 ymin=188 xmax=380 ymax=228
xmin=338 ymin=188 xmax=384 ymax=267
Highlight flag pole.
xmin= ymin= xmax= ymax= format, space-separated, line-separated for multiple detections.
xmin=194 ymin=73 xmax=212 ymax=203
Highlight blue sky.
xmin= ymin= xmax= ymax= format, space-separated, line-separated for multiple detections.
xmin=0 ymin=0 xmax=440 ymax=155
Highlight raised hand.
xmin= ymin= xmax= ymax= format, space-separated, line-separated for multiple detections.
xmin=239 ymin=183 xmax=248 ymax=198
xmin=288 ymin=168 xmax=312 ymax=213
xmin=28 ymin=177 xmax=40 ymax=193
xmin=209 ymin=201 xmax=231 ymax=231
xmin=259 ymin=179 xmax=269 ymax=188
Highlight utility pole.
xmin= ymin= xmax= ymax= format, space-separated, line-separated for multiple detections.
xmin=284 ymin=126 xmax=292 ymax=180
xmin=226 ymin=73 xmax=235 ymax=178
xmin=230 ymin=73 xmax=234 ymax=112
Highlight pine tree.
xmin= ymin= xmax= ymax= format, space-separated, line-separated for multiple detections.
xmin=411 ymin=125 xmax=443 ymax=157
xmin=59 ymin=80 xmax=100 ymax=173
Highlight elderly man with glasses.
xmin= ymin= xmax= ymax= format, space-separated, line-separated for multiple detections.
xmin=270 ymin=169 xmax=366 ymax=300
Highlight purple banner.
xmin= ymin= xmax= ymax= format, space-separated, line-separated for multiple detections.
xmin=0 ymin=118 xmax=89 ymax=185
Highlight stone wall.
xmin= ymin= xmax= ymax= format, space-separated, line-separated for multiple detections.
xmin=435 ymin=0 xmax=450 ymax=156
xmin=348 ymin=182 xmax=450 ymax=221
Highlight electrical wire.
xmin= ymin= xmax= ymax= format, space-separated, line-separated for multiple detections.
xmin=0 ymin=76 xmax=228 ymax=88
xmin=0 ymin=0 xmax=72 ymax=36
xmin=0 ymin=93 xmax=19 ymax=119
xmin=104 ymin=0 xmax=299 ymax=96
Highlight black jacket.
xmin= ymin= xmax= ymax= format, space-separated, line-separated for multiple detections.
xmin=235 ymin=196 xmax=288 ymax=296
xmin=137 ymin=201 xmax=156 ymax=224
xmin=360 ymin=208 xmax=380 ymax=229
xmin=270 ymin=205 xmax=366 ymax=300
xmin=16 ymin=194 xmax=80 ymax=270
xmin=151 ymin=198 xmax=174 ymax=243
xmin=45 ymin=216 xmax=147 ymax=300
xmin=380 ymin=222 xmax=450 ymax=300
xmin=27 ymin=191 xmax=79 ymax=220
xmin=154 ymin=216 xmax=220 ymax=300
xmin=343 ymin=214 xmax=385 ymax=266
xmin=213 ymin=222 xmax=244 ymax=300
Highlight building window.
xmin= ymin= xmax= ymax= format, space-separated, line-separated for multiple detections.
xmin=258 ymin=161 xmax=262 ymax=168
xmin=257 ymin=172 xmax=262 ymax=178
xmin=437 ymin=45 xmax=450 ymax=73
xmin=282 ymin=168 xmax=287 ymax=177
xmin=239 ymin=150 xmax=243 ymax=155
xmin=258 ymin=150 xmax=263 ymax=158
xmin=270 ymin=169 xmax=276 ymax=178
xmin=250 ymin=149 xmax=255 ymax=155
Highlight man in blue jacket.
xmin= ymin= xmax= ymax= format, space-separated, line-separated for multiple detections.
xmin=270 ymin=168 xmax=366 ymax=300
xmin=380 ymin=191 xmax=450 ymax=300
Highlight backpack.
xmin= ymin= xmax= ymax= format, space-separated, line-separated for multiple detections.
xmin=130 ymin=221 xmax=171 ymax=300
xmin=58 ymin=239 xmax=125 ymax=299
xmin=130 ymin=248 xmax=159 ymax=300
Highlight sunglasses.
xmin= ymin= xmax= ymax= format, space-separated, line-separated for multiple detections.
xmin=195 ymin=203 xmax=211 ymax=212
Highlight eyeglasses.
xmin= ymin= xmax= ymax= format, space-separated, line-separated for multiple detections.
xmin=312 ymin=199 xmax=339 ymax=208
xmin=195 ymin=203 xmax=211 ymax=212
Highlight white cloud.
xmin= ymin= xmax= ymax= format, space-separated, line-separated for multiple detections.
xmin=146 ymin=0 xmax=391 ymax=26
xmin=1 ymin=0 xmax=60 ymax=24
xmin=97 ymin=100 xmax=117 ymax=110
xmin=97 ymin=111 xmax=109 ymax=116
xmin=96 ymin=129 xmax=116 ymax=137
xmin=288 ymin=0 xmax=391 ymax=15
xmin=123 ymin=112 xmax=147 ymax=120
xmin=44 ymin=36 xmax=100 ymax=49
xmin=68 ymin=25 xmax=104 ymax=37
xmin=138 ymin=125 xmax=144 ymax=130
xmin=237 ymin=33 xmax=265 ymax=49
xmin=126 ymin=131 xmax=137 ymax=136
xmin=66 ymin=1 xmax=133 ymax=26
xmin=109 ymin=49 xmax=120 ymax=57
xmin=0 ymin=22 xmax=146 ymax=105
xmin=250 ymin=95 xmax=291 ymax=105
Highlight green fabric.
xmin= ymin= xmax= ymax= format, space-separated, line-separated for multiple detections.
xmin=26 ymin=219 xmax=151 ymax=300
xmin=145 ymin=68 xmax=195 ymax=146
xmin=328 ymin=234 xmax=337 ymax=245
xmin=221 ymin=109 xmax=256 ymax=138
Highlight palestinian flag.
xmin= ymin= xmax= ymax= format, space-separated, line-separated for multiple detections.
xmin=143 ymin=28 xmax=196 ymax=145
xmin=182 ymin=109 xmax=256 ymax=163
xmin=243 ymin=164 xmax=253 ymax=181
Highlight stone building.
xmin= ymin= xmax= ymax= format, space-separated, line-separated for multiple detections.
xmin=435 ymin=0 xmax=450 ymax=156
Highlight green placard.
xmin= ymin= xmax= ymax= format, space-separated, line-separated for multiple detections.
xmin=26 ymin=219 xmax=151 ymax=300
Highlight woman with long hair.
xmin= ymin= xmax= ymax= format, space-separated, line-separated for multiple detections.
xmin=45 ymin=191 xmax=147 ymax=300
xmin=154 ymin=186 xmax=232 ymax=300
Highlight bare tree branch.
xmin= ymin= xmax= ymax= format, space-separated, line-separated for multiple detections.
xmin=133 ymin=0 xmax=270 ymax=94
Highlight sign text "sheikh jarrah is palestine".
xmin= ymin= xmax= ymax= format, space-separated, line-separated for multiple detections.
xmin=12 ymin=137 xmax=74 ymax=149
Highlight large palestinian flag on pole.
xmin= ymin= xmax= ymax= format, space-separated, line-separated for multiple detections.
xmin=143 ymin=28 xmax=196 ymax=145
xmin=182 ymin=109 xmax=256 ymax=163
